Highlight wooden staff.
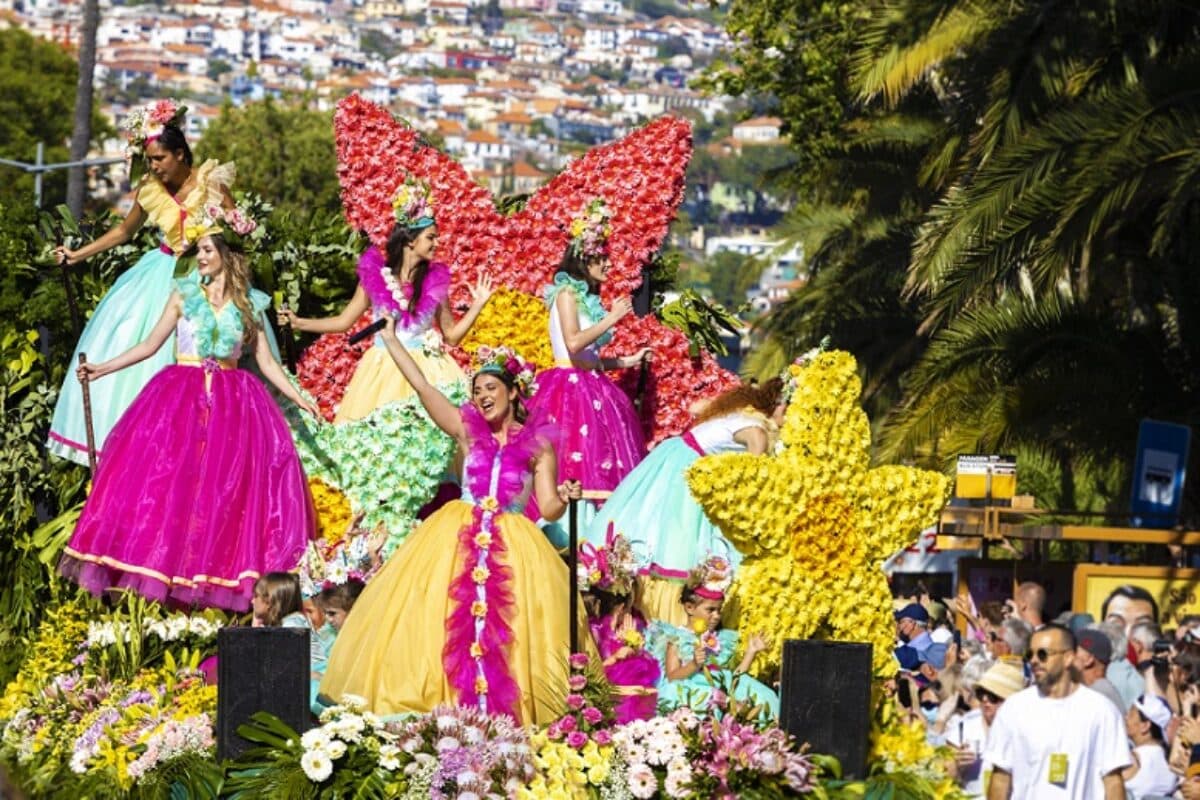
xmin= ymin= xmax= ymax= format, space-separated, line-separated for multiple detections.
xmin=78 ymin=352 xmax=98 ymax=473
xmin=568 ymin=497 xmax=579 ymax=656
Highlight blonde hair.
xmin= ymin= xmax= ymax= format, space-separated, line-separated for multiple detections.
xmin=206 ymin=235 xmax=258 ymax=344
xmin=254 ymin=572 xmax=301 ymax=626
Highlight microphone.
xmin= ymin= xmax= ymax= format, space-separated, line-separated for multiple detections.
xmin=347 ymin=318 xmax=387 ymax=345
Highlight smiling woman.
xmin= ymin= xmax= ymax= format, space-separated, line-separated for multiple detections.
xmin=319 ymin=325 xmax=587 ymax=724
xmin=58 ymin=208 xmax=319 ymax=612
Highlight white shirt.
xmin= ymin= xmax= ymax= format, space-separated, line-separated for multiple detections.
xmin=1124 ymin=743 xmax=1177 ymax=799
xmin=944 ymin=708 xmax=990 ymax=798
xmin=689 ymin=412 xmax=767 ymax=454
xmin=984 ymin=684 xmax=1131 ymax=799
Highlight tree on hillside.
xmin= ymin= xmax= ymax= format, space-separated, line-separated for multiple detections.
xmin=0 ymin=29 xmax=94 ymax=211
xmin=66 ymin=0 xmax=101 ymax=216
xmin=197 ymin=99 xmax=341 ymax=217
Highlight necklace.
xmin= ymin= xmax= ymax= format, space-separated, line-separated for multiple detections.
xmin=381 ymin=263 xmax=414 ymax=313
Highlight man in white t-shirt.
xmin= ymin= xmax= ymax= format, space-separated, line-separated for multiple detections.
xmin=984 ymin=624 xmax=1131 ymax=799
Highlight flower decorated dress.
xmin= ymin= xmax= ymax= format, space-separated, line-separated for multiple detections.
xmin=589 ymin=611 xmax=660 ymax=722
xmin=319 ymin=404 xmax=580 ymax=725
xmin=524 ymin=273 xmax=645 ymax=536
xmin=586 ymin=410 xmax=769 ymax=624
xmin=48 ymin=160 xmax=238 ymax=465
xmin=288 ymin=249 xmax=467 ymax=553
xmin=646 ymin=622 xmax=779 ymax=719
xmin=59 ymin=273 xmax=315 ymax=612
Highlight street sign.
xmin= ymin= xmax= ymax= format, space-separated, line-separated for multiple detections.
xmin=1130 ymin=419 xmax=1191 ymax=527
xmin=955 ymin=455 xmax=1017 ymax=501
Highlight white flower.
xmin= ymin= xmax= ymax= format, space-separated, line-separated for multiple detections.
xmin=593 ymin=399 xmax=602 ymax=411
xmin=627 ymin=763 xmax=658 ymax=799
xmin=664 ymin=769 xmax=692 ymax=798
xmin=435 ymin=736 xmax=461 ymax=752
xmin=378 ymin=744 xmax=401 ymax=770
xmin=339 ymin=694 xmax=368 ymax=713
xmin=300 ymin=749 xmax=333 ymax=782
xmin=325 ymin=739 xmax=347 ymax=759
xmin=301 ymin=728 xmax=331 ymax=751
xmin=570 ymin=452 xmax=583 ymax=463
xmin=461 ymin=725 xmax=485 ymax=745
xmin=623 ymin=743 xmax=646 ymax=765
xmin=568 ymin=373 xmax=580 ymax=384
xmin=436 ymin=713 xmax=459 ymax=731
xmin=579 ymin=424 xmax=589 ymax=436
xmin=764 ymin=46 xmax=782 ymax=59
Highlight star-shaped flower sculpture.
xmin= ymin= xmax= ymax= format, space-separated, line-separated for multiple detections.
xmin=686 ymin=351 xmax=950 ymax=674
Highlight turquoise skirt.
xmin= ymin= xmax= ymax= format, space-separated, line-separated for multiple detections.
xmin=48 ymin=248 xmax=178 ymax=465
xmin=583 ymin=436 xmax=741 ymax=577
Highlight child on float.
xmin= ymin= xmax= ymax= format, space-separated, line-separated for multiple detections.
xmin=585 ymin=377 xmax=786 ymax=624
xmin=647 ymin=556 xmax=779 ymax=719
xmin=278 ymin=177 xmax=494 ymax=551
xmin=60 ymin=210 xmax=316 ymax=613
xmin=524 ymin=198 xmax=651 ymax=542
xmin=319 ymin=320 xmax=587 ymax=724
xmin=309 ymin=578 xmax=366 ymax=715
xmin=579 ymin=529 xmax=660 ymax=722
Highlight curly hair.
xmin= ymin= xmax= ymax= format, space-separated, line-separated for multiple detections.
xmin=692 ymin=377 xmax=784 ymax=426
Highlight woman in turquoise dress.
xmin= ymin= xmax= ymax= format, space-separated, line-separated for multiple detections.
xmin=586 ymin=379 xmax=784 ymax=624
xmin=646 ymin=557 xmax=779 ymax=719
xmin=49 ymin=103 xmax=240 ymax=465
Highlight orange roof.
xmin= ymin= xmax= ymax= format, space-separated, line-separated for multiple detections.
xmin=512 ymin=160 xmax=547 ymax=178
xmin=735 ymin=116 xmax=783 ymax=128
xmin=466 ymin=129 xmax=503 ymax=144
xmin=493 ymin=110 xmax=533 ymax=124
xmin=437 ymin=118 xmax=466 ymax=134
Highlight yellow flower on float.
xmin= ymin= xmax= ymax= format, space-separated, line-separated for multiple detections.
xmin=458 ymin=288 xmax=553 ymax=371
xmin=686 ymin=350 xmax=949 ymax=675
xmin=308 ymin=478 xmax=353 ymax=544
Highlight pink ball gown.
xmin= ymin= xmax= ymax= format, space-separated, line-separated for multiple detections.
xmin=59 ymin=274 xmax=315 ymax=612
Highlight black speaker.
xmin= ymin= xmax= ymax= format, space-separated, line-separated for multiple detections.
xmin=779 ymin=639 xmax=873 ymax=779
xmin=217 ymin=627 xmax=312 ymax=760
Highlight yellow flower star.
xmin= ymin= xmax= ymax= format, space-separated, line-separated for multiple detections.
xmin=686 ymin=351 xmax=949 ymax=674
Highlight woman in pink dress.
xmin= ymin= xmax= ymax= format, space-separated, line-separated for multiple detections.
xmin=59 ymin=208 xmax=317 ymax=611
xmin=525 ymin=198 xmax=650 ymax=533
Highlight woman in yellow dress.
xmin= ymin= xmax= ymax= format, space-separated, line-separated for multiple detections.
xmin=320 ymin=315 xmax=582 ymax=724
xmin=49 ymin=101 xmax=244 ymax=465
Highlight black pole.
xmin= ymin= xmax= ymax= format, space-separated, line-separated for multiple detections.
xmin=568 ymin=498 xmax=579 ymax=655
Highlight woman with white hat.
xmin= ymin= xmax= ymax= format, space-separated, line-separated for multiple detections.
xmin=1122 ymin=693 xmax=1177 ymax=798
xmin=945 ymin=659 xmax=1026 ymax=797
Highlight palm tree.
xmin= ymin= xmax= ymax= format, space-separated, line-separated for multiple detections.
xmin=66 ymin=0 xmax=101 ymax=216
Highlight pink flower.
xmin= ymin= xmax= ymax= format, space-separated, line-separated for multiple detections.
xmin=565 ymin=730 xmax=588 ymax=749
xmin=546 ymin=722 xmax=563 ymax=741
xmin=568 ymin=674 xmax=587 ymax=691
xmin=592 ymin=729 xmax=612 ymax=746
xmin=565 ymin=693 xmax=585 ymax=711
xmin=581 ymin=706 xmax=603 ymax=725
xmin=568 ymin=653 xmax=590 ymax=670
xmin=557 ymin=715 xmax=577 ymax=733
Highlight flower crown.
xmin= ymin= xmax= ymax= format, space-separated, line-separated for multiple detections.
xmin=685 ymin=555 xmax=733 ymax=602
xmin=780 ymin=336 xmax=832 ymax=406
xmin=567 ymin=198 xmax=612 ymax=259
xmin=122 ymin=99 xmax=187 ymax=157
xmin=578 ymin=526 xmax=640 ymax=596
xmin=298 ymin=537 xmax=370 ymax=600
xmin=184 ymin=203 xmax=261 ymax=252
xmin=392 ymin=176 xmax=435 ymax=230
xmin=472 ymin=345 xmax=536 ymax=396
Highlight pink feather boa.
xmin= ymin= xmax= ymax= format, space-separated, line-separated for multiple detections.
xmin=355 ymin=246 xmax=450 ymax=333
xmin=443 ymin=404 xmax=557 ymax=721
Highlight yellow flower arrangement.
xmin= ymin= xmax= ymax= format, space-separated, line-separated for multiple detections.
xmin=458 ymin=288 xmax=553 ymax=371
xmin=686 ymin=351 xmax=949 ymax=674
xmin=0 ymin=599 xmax=91 ymax=721
xmin=871 ymin=715 xmax=967 ymax=799
xmin=309 ymin=478 xmax=353 ymax=544
xmin=517 ymin=732 xmax=614 ymax=800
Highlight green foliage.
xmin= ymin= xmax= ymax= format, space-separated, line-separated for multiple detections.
xmin=197 ymin=99 xmax=341 ymax=218
xmin=661 ymin=289 xmax=742 ymax=357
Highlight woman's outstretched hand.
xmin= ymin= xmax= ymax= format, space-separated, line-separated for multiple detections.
xmin=469 ymin=275 xmax=495 ymax=307
xmin=54 ymin=245 xmax=79 ymax=266
xmin=620 ymin=348 xmax=652 ymax=369
xmin=76 ymin=361 xmax=107 ymax=383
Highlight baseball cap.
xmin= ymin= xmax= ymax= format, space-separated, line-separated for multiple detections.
xmin=1078 ymin=629 xmax=1113 ymax=664
xmin=895 ymin=644 xmax=921 ymax=671
xmin=894 ymin=603 xmax=930 ymax=623
xmin=1134 ymin=694 xmax=1171 ymax=731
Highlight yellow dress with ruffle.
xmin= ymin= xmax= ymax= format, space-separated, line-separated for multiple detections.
xmin=47 ymin=160 xmax=238 ymax=465
xmin=334 ymin=344 xmax=465 ymax=422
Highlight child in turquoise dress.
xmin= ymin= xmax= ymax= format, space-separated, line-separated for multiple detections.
xmin=647 ymin=556 xmax=779 ymax=719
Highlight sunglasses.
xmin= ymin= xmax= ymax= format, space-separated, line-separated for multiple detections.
xmin=975 ymin=688 xmax=1002 ymax=704
xmin=1025 ymin=647 xmax=1071 ymax=663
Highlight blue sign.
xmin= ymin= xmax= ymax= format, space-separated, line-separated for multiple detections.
xmin=1130 ymin=419 xmax=1191 ymax=527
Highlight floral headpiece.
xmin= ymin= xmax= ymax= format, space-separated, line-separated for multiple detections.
xmin=392 ymin=176 xmax=435 ymax=230
xmin=780 ymin=336 xmax=832 ymax=406
xmin=567 ymin=198 xmax=612 ymax=259
xmin=184 ymin=203 xmax=261 ymax=252
xmin=298 ymin=538 xmax=370 ymax=600
xmin=685 ymin=554 xmax=733 ymax=602
xmin=577 ymin=526 xmax=640 ymax=596
xmin=122 ymin=98 xmax=187 ymax=159
xmin=472 ymin=345 xmax=536 ymax=396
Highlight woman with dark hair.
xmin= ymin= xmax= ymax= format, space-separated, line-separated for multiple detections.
xmin=49 ymin=100 xmax=239 ymax=465
xmin=523 ymin=198 xmax=651 ymax=536
xmin=1123 ymin=694 xmax=1177 ymax=798
xmin=584 ymin=378 xmax=785 ymax=623
xmin=279 ymin=178 xmax=492 ymax=552
xmin=59 ymin=206 xmax=317 ymax=612
xmin=320 ymin=321 xmax=584 ymax=724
